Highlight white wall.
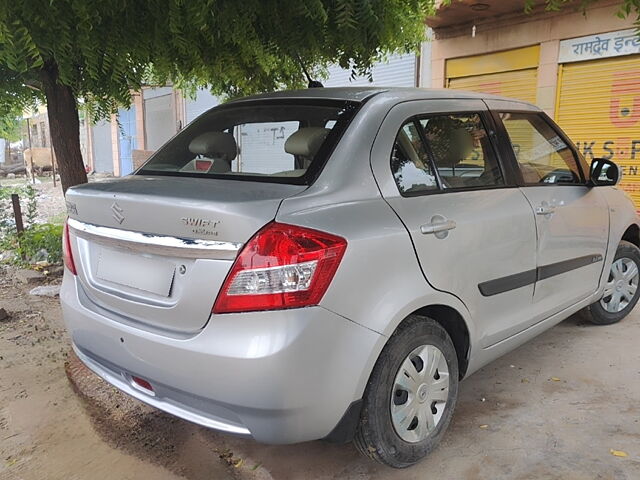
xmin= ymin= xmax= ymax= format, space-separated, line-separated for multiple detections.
xmin=144 ymin=87 xmax=176 ymax=151
xmin=185 ymin=89 xmax=220 ymax=125
xmin=91 ymin=120 xmax=113 ymax=173
xmin=420 ymin=39 xmax=433 ymax=88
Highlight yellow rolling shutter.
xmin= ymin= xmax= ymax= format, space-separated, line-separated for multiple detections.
xmin=448 ymin=69 xmax=538 ymax=104
xmin=556 ymin=55 xmax=640 ymax=210
xmin=446 ymin=45 xmax=539 ymax=104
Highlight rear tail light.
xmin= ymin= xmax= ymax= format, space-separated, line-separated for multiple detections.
xmin=62 ymin=220 xmax=77 ymax=275
xmin=213 ymin=222 xmax=347 ymax=313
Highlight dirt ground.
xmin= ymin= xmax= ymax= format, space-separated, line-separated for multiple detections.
xmin=1 ymin=265 xmax=639 ymax=480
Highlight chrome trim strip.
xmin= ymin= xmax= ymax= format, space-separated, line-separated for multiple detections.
xmin=73 ymin=344 xmax=251 ymax=436
xmin=68 ymin=218 xmax=242 ymax=260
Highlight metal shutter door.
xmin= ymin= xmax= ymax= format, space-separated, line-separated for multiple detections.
xmin=556 ymin=55 xmax=640 ymax=210
xmin=448 ymin=69 xmax=538 ymax=104
xmin=324 ymin=53 xmax=416 ymax=87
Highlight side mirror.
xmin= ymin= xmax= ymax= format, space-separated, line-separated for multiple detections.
xmin=590 ymin=158 xmax=621 ymax=187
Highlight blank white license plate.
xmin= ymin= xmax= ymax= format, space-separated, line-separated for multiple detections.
xmin=96 ymin=248 xmax=176 ymax=297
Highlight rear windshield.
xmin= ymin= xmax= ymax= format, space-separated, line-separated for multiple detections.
xmin=137 ymin=100 xmax=359 ymax=184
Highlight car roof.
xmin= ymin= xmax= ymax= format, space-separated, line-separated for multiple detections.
xmin=229 ymin=86 xmax=538 ymax=109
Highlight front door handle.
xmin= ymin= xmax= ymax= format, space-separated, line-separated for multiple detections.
xmin=421 ymin=215 xmax=456 ymax=239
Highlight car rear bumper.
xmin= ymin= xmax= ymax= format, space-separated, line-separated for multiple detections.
xmin=60 ymin=274 xmax=382 ymax=444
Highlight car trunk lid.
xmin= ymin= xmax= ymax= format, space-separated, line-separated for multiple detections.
xmin=65 ymin=176 xmax=307 ymax=333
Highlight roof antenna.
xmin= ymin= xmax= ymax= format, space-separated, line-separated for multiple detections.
xmin=295 ymin=53 xmax=324 ymax=88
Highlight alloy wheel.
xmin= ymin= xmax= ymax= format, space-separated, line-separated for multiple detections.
xmin=600 ymin=257 xmax=639 ymax=313
xmin=390 ymin=344 xmax=450 ymax=443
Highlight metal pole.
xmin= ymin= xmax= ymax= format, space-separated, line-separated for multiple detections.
xmin=50 ymin=145 xmax=56 ymax=187
xmin=25 ymin=118 xmax=35 ymax=184
xmin=11 ymin=194 xmax=24 ymax=235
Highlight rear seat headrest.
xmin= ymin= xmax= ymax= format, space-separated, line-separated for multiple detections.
xmin=189 ymin=132 xmax=238 ymax=161
xmin=284 ymin=127 xmax=330 ymax=158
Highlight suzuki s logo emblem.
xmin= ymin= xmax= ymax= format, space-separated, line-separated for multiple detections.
xmin=111 ymin=202 xmax=125 ymax=224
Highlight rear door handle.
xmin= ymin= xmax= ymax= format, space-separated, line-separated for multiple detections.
xmin=420 ymin=215 xmax=456 ymax=239
xmin=535 ymin=205 xmax=556 ymax=215
xmin=535 ymin=203 xmax=556 ymax=215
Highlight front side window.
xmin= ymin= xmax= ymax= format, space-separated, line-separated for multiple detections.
xmin=419 ymin=114 xmax=504 ymax=189
xmin=499 ymin=112 xmax=584 ymax=185
xmin=137 ymin=100 xmax=358 ymax=184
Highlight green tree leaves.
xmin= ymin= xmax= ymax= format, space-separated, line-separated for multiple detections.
xmin=0 ymin=103 xmax=22 ymax=141
xmin=0 ymin=0 xmax=439 ymax=125
xmin=0 ymin=0 xmax=638 ymax=192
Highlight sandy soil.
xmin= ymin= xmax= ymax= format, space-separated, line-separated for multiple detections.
xmin=32 ymin=178 xmax=67 ymax=224
xmin=1 ymin=263 xmax=639 ymax=480
xmin=0 ymin=267 xmax=235 ymax=480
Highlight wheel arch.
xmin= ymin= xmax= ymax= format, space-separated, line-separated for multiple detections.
xmin=410 ymin=305 xmax=471 ymax=379
xmin=621 ymin=223 xmax=640 ymax=248
xmin=374 ymin=302 xmax=473 ymax=381
xmin=326 ymin=302 xmax=472 ymax=444
xmin=331 ymin=297 xmax=473 ymax=444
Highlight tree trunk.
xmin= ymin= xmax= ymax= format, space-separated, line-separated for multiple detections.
xmin=40 ymin=63 xmax=87 ymax=194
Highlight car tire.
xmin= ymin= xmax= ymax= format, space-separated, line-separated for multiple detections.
xmin=354 ymin=315 xmax=458 ymax=468
xmin=585 ymin=240 xmax=640 ymax=325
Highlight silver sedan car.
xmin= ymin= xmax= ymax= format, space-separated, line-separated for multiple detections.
xmin=61 ymin=88 xmax=640 ymax=467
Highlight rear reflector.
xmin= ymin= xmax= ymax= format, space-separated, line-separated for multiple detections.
xmin=62 ymin=220 xmax=77 ymax=275
xmin=131 ymin=376 xmax=154 ymax=393
xmin=213 ymin=222 xmax=347 ymax=313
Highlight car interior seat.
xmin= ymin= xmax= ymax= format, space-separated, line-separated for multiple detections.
xmin=284 ymin=127 xmax=330 ymax=172
xmin=184 ymin=131 xmax=238 ymax=173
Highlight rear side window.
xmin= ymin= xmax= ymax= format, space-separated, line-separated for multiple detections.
xmin=137 ymin=100 xmax=358 ymax=184
xmin=419 ymin=114 xmax=503 ymax=189
xmin=499 ymin=112 xmax=584 ymax=184
xmin=390 ymin=113 xmax=504 ymax=195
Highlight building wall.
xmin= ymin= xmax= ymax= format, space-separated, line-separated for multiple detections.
xmin=22 ymin=111 xmax=49 ymax=149
xmin=181 ymin=51 xmax=425 ymax=129
xmin=185 ymin=88 xmax=219 ymax=125
xmin=108 ymin=47 xmax=430 ymax=176
xmin=143 ymin=86 xmax=176 ymax=151
xmin=419 ymin=38 xmax=433 ymax=88
xmin=22 ymin=107 xmax=93 ymax=172
xmin=91 ymin=119 xmax=114 ymax=173
xmin=430 ymin=0 xmax=634 ymax=116
xmin=430 ymin=0 xmax=640 ymax=208
xmin=110 ymin=113 xmax=120 ymax=177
